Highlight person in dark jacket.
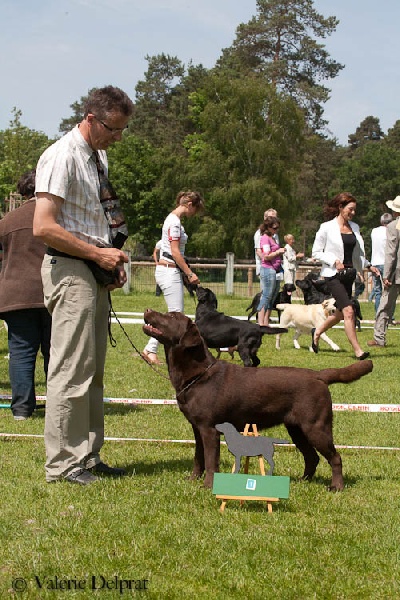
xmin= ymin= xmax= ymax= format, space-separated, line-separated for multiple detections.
xmin=0 ymin=170 xmax=51 ymax=420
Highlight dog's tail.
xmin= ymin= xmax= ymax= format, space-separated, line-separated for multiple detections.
xmin=276 ymin=303 xmax=291 ymax=311
xmin=317 ymin=360 xmax=373 ymax=385
xmin=260 ymin=326 xmax=288 ymax=335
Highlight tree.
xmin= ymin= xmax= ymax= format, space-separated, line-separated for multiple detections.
xmin=217 ymin=0 xmax=343 ymax=131
xmin=332 ymin=142 xmax=400 ymax=256
xmin=348 ymin=116 xmax=384 ymax=150
xmin=384 ymin=120 xmax=400 ymax=150
xmin=106 ymin=134 xmax=161 ymax=251
xmin=183 ymin=72 xmax=306 ymax=257
xmin=59 ymin=91 xmax=95 ymax=133
xmin=0 ymin=108 xmax=50 ymax=205
xmin=294 ymin=133 xmax=340 ymax=254
xmin=131 ymin=54 xmax=208 ymax=148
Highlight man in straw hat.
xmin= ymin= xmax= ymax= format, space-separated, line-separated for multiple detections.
xmin=367 ymin=196 xmax=400 ymax=348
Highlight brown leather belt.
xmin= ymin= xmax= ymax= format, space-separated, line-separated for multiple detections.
xmin=158 ymin=261 xmax=176 ymax=268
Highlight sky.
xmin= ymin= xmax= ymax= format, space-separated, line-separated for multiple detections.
xmin=1 ymin=0 xmax=400 ymax=145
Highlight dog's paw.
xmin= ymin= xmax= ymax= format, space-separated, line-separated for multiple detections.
xmin=203 ymin=477 xmax=214 ymax=489
xmin=332 ymin=345 xmax=340 ymax=352
xmin=187 ymin=471 xmax=203 ymax=481
xmin=328 ymin=483 xmax=344 ymax=492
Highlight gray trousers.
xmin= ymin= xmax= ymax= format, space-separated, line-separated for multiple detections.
xmin=41 ymin=254 xmax=109 ymax=481
xmin=374 ymin=283 xmax=400 ymax=344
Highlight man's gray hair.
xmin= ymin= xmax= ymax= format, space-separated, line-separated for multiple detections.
xmin=380 ymin=213 xmax=393 ymax=226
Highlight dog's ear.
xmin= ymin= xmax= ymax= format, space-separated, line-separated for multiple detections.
xmin=180 ymin=321 xmax=203 ymax=348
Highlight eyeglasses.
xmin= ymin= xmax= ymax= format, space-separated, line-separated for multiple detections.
xmin=92 ymin=115 xmax=128 ymax=135
xmin=270 ymin=225 xmax=279 ymax=230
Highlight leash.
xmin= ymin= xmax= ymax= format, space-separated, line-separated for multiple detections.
xmin=109 ymin=299 xmax=170 ymax=380
xmin=176 ymin=362 xmax=216 ymax=400
xmin=109 ymin=299 xmax=214 ymax=390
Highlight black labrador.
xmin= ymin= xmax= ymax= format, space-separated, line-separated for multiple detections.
xmin=246 ymin=283 xmax=297 ymax=322
xmin=195 ymin=286 xmax=286 ymax=367
xmin=142 ymin=309 xmax=373 ymax=490
xmin=295 ymin=272 xmax=331 ymax=305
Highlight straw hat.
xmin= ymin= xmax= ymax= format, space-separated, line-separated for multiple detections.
xmin=386 ymin=196 xmax=400 ymax=211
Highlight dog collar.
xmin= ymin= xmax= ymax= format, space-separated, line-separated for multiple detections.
xmin=176 ymin=362 xmax=216 ymax=401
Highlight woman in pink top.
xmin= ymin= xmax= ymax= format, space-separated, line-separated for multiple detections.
xmin=256 ymin=216 xmax=286 ymax=326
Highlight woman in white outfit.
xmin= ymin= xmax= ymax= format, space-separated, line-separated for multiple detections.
xmin=142 ymin=191 xmax=204 ymax=364
xmin=311 ymin=192 xmax=379 ymax=360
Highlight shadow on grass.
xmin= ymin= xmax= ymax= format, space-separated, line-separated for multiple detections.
xmin=27 ymin=403 xmax=146 ymax=419
xmin=104 ymin=403 xmax=146 ymax=416
xmin=124 ymin=457 xmax=194 ymax=477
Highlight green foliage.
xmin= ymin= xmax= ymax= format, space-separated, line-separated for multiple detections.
xmin=131 ymin=54 xmax=208 ymax=148
xmin=182 ymin=73 xmax=306 ymax=257
xmin=294 ymin=133 xmax=342 ymax=254
xmin=107 ymin=134 xmax=161 ymax=250
xmin=348 ymin=115 xmax=385 ymax=150
xmin=384 ymin=119 xmax=400 ymax=150
xmin=58 ymin=89 xmax=96 ymax=133
xmin=217 ymin=0 xmax=344 ymax=130
xmin=332 ymin=142 xmax=400 ymax=254
xmin=3 ymin=4 xmax=400 ymax=265
xmin=0 ymin=109 xmax=50 ymax=205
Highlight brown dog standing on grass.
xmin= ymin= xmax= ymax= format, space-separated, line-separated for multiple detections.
xmin=143 ymin=309 xmax=373 ymax=491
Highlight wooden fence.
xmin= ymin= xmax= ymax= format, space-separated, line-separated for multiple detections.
xmin=126 ymin=254 xmax=374 ymax=300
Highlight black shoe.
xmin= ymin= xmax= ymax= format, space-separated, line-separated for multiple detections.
xmin=311 ymin=328 xmax=319 ymax=354
xmin=64 ymin=468 xmax=98 ymax=485
xmin=88 ymin=461 xmax=127 ymax=476
xmin=357 ymin=352 xmax=370 ymax=361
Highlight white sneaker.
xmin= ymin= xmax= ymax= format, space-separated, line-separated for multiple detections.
xmin=14 ymin=415 xmax=28 ymax=421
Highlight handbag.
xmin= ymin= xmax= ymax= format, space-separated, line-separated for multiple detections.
xmin=336 ymin=267 xmax=357 ymax=285
xmin=84 ymin=259 xmax=119 ymax=286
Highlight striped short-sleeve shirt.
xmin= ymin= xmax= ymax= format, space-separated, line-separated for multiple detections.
xmin=35 ymin=125 xmax=110 ymax=246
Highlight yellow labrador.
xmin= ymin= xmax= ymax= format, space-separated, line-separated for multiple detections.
xmin=275 ymin=298 xmax=339 ymax=352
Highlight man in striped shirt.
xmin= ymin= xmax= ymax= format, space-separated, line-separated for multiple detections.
xmin=34 ymin=86 xmax=133 ymax=485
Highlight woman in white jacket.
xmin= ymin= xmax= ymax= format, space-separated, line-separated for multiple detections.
xmin=312 ymin=192 xmax=380 ymax=360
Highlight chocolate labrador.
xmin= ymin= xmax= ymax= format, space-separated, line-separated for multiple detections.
xmin=143 ymin=309 xmax=373 ymax=491
xmin=195 ymin=286 xmax=286 ymax=367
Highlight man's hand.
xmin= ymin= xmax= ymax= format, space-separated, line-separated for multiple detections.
xmin=96 ymin=248 xmax=128 ymax=271
xmin=369 ymin=266 xmax=380 ymax=278
xmin=335 ymin=259 xmax=344 ymax=270
xmin=107 ymin=265 xmax=127 ymax=291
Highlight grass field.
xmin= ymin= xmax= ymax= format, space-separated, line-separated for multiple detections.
xmin=1 ymin=290 xmax=400 ymax=599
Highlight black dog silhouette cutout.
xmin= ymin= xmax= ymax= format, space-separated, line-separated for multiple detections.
xmin=216 ymin=422 xmax=288 ymax=476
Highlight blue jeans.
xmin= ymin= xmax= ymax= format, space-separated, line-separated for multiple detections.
xmin=372 ymin=265 xmax=383 ymax=314
xmin=257 ymin=267 xmax=279 ymax=311
xmin=4 ymin=308 xmax=51 ymax=417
